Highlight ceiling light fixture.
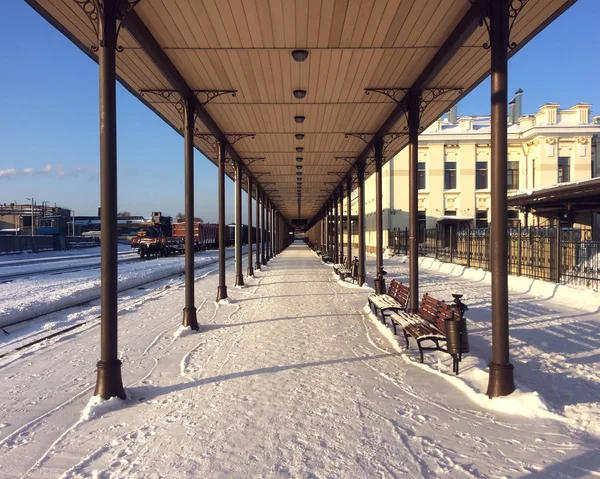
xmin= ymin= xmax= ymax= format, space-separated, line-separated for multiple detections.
xmin=296 ymin=157 xmax=303 ymax=162
xmin=295 ymin=134 xmax=304 ymax=140
xmin=291 ymin=50 xmax=309 ymax=62
xmin=293 ymin=90 xmax=307 ymax=100
xmin=296 ymin=165 xmax=302 ymax=170
xmin=294 ymin=116 xmax=305 ymax=123
xmin=296 ymin=147 xmax=304 ymax=153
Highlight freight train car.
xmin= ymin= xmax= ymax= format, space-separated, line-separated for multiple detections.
xmin=172 ymin=222 xmax=219 ymax=250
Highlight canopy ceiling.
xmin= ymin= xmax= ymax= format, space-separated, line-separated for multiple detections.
xmin=27 ymin=0 xmax=576 ymax=221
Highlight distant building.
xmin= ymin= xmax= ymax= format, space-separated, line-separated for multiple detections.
xmin=357 ymin=92 xmax=600 ymax=248
xmin=0 ymin=203 xmax=71 ymax=236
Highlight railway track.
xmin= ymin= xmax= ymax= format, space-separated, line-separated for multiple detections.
xmin=0 ymin=255 xmax=237 ymax=360
xmin=0 ymin=256 xmax=140 ymax=283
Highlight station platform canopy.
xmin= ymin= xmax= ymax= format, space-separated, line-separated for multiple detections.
xmin=27 ymin=0 xmax=575 ymax=222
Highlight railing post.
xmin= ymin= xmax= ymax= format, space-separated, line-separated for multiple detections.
xmin=467 ymin=224 xmax=472 ymax=268
xmin=555 ymin=217 xmax=562 ymax=283
xmin=517 ymin=221 xmax=522 ymax=276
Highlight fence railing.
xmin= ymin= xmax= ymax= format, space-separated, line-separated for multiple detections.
xmin=0 ymin=235 xmax=55 ymax=255
xmin=389 ymin=226 xmax=600 ymax=290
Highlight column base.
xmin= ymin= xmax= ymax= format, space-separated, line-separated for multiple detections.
xmin=235 ymin=274 xmax=245 ymax=286
xmin=182 ymin=306 xmax=199 ymax=330
xmin=247 ymin=266 xmax=254 ymax=277
xmin=358 ymin=275 xmax=365 ymax=287
xmin=94 ymin=359 xmax=125 ymax=400
xmin=255 ymin=262 xmax=261 ymax=270
xmin=216 ymin=285 xmax=228 ymax=302
xmin=261 ymin=257 xmax=267 ymax=265
xmin=486 ymin=362 xmax=515 ymax=398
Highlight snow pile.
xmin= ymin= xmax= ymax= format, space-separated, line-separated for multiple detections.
xmin=172 ymin=325 xmax=194 ymax=338
xmin=81 ymin=395 xmax=126 ymax=422
xmin=418 ymin=256 xmax=600 ymax=311
xmin=363 ymin=305 xmax=560 ymax=419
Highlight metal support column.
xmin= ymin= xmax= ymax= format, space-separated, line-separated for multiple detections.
xmin=235 ymin=161 xmax=244 ymax=286
xmin=255 ymin=186 xmax=262 ymax=270
xmin=95 ymin=0 xmax=125 ymax=399
xmin=346 ymin=176 xmax=352 ymax=268
xmin=408 ymin=89 xmax=420 ymax=313
xmin=487 ymin=0 xmax=515 ymax=398
xmin=333 ymin=192 xmax=339 ymax=263
xmin=261 ymin=191 xmax=267 ymax=265
xmin=216 ymin=139 xmax=228 ymax=302
xmin=182 ymin=94 xmax=199 ymax=331
xmin=357 ymin=159 xmax=366 ymax=286
xmin=247 ymin=176 xmax=254 ymax=277
xmin=325 ymin=204 xmax=330 ymax=254
xmin=374 ymin=135 xmax=385 ymax=295
xmin=339 ymin=188 xmax=344 ymax=264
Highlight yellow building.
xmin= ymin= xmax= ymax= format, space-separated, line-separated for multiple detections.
xmin=358 ymin=93 xmax=600 ymax=249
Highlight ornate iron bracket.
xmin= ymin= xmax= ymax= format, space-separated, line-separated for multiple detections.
xmin=365 ymin=88 xmax=409 ymax=104
xmin=241 ymin=157 xmax=265 ymax=167
xmin=260 ymin=182 xmax=276 ymax=187
xmin=344 ymin=133 xmax=374 ymax=144
xmin=194 ymin=90 xmax=237 ymax=105
xmin=226 ymin=133 xmax=256 ymax=145
xmin=383 ymin=132 xmax=409 ymax=152
xmin=468 ymin=0 xmax=529 ymax=50
xmin=365 ymin=88 xmax=462 ymax=130
xmin=253 ymin=172 xmax=272 ymax=179
xmin=334 ymin=156 xmax=357 ymax=165
xmin=327 ymin=172 xmax=347 ymax=179
xmin=193 ymin=133 xmax=219 ymax=154
xmin=75 ymin=0 xmax=142 ymax=52
xmin=140 ymin=89 xmax=186 ymax=127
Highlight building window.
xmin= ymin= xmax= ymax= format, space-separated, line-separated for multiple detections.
xmin=418 ymin=211 xmax=426 ymax=242
xmin=475 ymin=210 xmax=488 ymax=228
xmin=444 ymin=161 xmax=457 ymax=190
xmin=476 ymin=161 xmax=488 ymax=190
xmin=507 ymin=161 xmax=519 ymax=190
xmin=418 ymin=162 xmax=426 ymax=190
xmin=444 ymin=210 xmax=456 ymax=216
xmin=558 ymin=156 xmax=570 ymax=183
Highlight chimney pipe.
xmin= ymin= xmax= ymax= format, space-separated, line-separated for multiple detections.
xmin=447 ymin=105 xmax=457 ymax=124
xmin=515 ymin=88 xmax=523 ymax=119
xmin=509 ymin=99 xmax=516 ymax=124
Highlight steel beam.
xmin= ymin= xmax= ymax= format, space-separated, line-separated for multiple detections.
xmin=216 ymin=139 xmax=228 ymax=302
xmin=182 ymin=94 xmax=199 ymax=330
xmin=487 ymin=0 xmax=515 ymax=398
xmin=235 ymin=160 xmax=244 ymax=286
xmin=95 ymin=0 xmax=124 ymax=400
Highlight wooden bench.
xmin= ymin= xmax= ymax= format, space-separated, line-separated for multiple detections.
xmin=333 ymin=263 xmax=351 ymax=280
xmin=368 ymin=280 xmax=409 ymax=321
xmin=389 ymin=294 xmax=456 ymax=365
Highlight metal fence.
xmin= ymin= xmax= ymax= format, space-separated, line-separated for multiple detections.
xmin=0 ymin=235 xmax=55 ymax=255
xmin=389 ymin=226 xmax=600 ymax=290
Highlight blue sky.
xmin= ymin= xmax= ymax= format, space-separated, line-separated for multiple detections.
xmin=1 ymin=0 xmax=598 ymax=221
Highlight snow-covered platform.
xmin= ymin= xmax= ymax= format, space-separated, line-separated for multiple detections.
xmin=0 ymin=243 xmax=599 ymax=477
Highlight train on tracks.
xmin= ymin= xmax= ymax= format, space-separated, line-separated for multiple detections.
xmin=130 ymin=212 xmax=255 ymax=258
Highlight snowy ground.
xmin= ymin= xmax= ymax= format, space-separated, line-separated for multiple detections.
xmin=0 ymin=243 xmax=598 ymax=478
xmin=0 ymin=247 xmax=240 ymax=328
